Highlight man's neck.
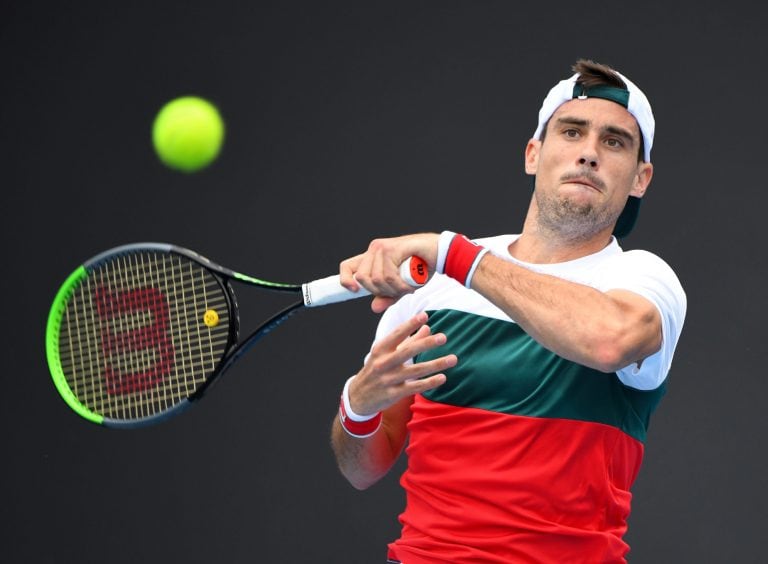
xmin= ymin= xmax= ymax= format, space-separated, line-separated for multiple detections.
xmin=507 ymin=197 xmax=616 ymax=264
xmin=509 ymin=233 xmax=613 ymax=264
xmin=509 ymin=217 xmax=614 ymax=264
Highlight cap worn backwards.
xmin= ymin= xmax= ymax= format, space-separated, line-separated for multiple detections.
xmin=532 ymin=69 xmax=655 ymax=238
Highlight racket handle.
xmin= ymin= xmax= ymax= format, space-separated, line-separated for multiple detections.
xmin=302 ymin=256 xmax=429 ymax=307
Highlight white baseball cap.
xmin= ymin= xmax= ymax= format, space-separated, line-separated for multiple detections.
xmin=532 ymin=68 xmax=655 ymax=237
xmin=533 ymin=71 xmax=654 ymax=162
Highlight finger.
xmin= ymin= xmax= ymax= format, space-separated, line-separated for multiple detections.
xmin=402 ymin=353 xmax=457 ymax=382
xmin=339 ymin=254 xmax=365 ymax=291
xmin=403 ymin=372 xmax=448 ymax=395
xmin=372 ymin=312 xmax=429 ymax=354
xmin=391 ymin=332 xmax=449 ymax=367
xmin=371 ymin=295 xmax=396 ymax=313
xmin=347 ymin=243 xmax=376 ymax=291
xmin=375 ymin=334 xmax=452 ymax=384
xmin=365 ymin=242 xmax=413 ymax=296
xmin=369 ymin=247 xmax=397 ymax=295
xmin=396 ymin=324 xmax=432 ymax=351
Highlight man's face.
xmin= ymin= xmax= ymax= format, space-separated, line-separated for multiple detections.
xmin=525 ymin=98 xmax=653 ymax=239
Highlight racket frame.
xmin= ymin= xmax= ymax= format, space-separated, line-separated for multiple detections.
xmin=46 ymin=243 xmax=303 ymax=428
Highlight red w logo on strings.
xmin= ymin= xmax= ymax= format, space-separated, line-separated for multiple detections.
xmin=94 ymin=286 xmax=175 ymax=395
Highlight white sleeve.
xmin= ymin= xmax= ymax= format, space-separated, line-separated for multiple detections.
xmin=596 ymin=250 xmax=687 ymax=390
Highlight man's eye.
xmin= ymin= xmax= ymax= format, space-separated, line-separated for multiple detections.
xmin=564 ymin=129 xmax=579 ymax=138
xmin=605 ymin=138 xmax=624 ymax=148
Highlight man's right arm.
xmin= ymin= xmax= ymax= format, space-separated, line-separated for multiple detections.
xmin=330 ymin=312 xmax=457 ymax=490
xmin=331 ymin=396 xmax=413 ymax=490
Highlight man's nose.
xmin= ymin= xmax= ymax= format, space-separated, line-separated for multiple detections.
xmin=578 ymin=155 xmax=598 ymax=168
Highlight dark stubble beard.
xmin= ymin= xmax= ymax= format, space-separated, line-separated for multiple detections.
xmin=534 ymin=187 xmax=620 ymax=243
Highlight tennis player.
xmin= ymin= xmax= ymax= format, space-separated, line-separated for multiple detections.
xmin=332 ymin=59 xmax=687 ymax=563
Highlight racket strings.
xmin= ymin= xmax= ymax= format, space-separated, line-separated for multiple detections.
xmin=58 ymin=251 xmax=231 ymax=420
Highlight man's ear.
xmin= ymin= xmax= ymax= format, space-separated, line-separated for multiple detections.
xmin=525 ymin=139 xmax=541 ymax=175
xmin=630 ymin=162 xmax=653 ymax=197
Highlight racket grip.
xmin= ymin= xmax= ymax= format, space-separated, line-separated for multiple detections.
xmin=302 ymin=256 xmax=429 ymax=307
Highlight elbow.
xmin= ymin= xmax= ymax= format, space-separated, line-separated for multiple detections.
xmin=589 ymin=313 xmax=661 ymax=373
xmin=332 ymin=430 xmax=386 ymax=491
xmin=348 ymin=476 xmax=375 ymax=491
xmin=588 ymin=328 xmax=636 ymax=373
xmin=339 ymin=466 xmax=380 ymax=491
xmin=586 ymin=295 xmax=663 ymax=373
xmin=590 ymin=344 xmax=628 ymax=373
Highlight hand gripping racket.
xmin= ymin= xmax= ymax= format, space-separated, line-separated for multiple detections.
xmin=45 ymin=243 xmax=428 ymax=428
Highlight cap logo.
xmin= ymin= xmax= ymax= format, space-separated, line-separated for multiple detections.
xmin=572 ymin=84 xmax=630 ymax=108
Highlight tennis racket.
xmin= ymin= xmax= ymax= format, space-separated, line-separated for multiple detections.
xmin=45 ymin=243 xmax=428 ymax=428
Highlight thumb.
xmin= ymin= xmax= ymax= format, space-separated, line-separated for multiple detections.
xmin=371 ymin=296 xmax=396 ymax=314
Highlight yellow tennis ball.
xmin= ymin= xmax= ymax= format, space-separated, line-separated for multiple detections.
xmin=152 ymin=96 xmax=225 ymax=173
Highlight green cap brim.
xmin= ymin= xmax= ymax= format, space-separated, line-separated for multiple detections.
xmin=613 ymin=196 xmax=641 ymax=238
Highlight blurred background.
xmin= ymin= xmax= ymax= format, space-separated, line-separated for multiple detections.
xmin=3 ymin=1 xmax=765 ymax=562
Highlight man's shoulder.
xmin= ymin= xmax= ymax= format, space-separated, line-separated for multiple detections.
xmin=599 ymin=247 xmax=686 ymax=304
xmin=472 ymin=234 xmax=519 ymax=247
xmin=609 ymin=247 xmax=678 ymax=276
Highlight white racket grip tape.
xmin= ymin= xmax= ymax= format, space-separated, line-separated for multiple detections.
xmin=302 ymin=256 xmax=429 ymax=307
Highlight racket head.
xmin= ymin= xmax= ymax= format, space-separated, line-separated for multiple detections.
xmin=46 ymin=243 xmax=238 ymax=427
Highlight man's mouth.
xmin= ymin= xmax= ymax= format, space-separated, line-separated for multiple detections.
xmin=560 ymin=173 xmax=604 ymax=192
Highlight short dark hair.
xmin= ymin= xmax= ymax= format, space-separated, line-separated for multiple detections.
xmin=572 ymin=58 xmax=627 ymax=90
xmin=539 ymin=59 xmax=644 ymax=162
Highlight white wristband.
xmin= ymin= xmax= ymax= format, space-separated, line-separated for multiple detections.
xmin=464 ymin=247 xmax=490 ymax=288
xmin=435 ymin=230 xmax=457 ymax=274
xmin=342 ymin=376 xmax=379 ymax=422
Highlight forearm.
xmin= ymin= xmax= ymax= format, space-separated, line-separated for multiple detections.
xmin=472 ymin=253 xmax=661 ymax=372
xmin=331 ymin=398 xmax=412 ymax=490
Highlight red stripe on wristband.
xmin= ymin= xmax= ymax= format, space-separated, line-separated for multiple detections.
xmin=339 ymin=397 xmax=382 ymax=438
xmin=444 ymin=234 xmax=485 ymax=286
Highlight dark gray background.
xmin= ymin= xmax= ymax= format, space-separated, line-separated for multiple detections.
xmin=3 ymin=1 xmax=764 ymax=562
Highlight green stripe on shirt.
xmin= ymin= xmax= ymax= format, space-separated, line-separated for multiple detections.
xmin=417 ymin=309 xmax=665 ymax=442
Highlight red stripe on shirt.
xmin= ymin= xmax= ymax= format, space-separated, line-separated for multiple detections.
xmin=388 ymin=395 xmax=644 ymax=563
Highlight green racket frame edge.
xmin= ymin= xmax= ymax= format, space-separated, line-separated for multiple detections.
xmin=45 ymin=265 xmax=104 ymax=424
